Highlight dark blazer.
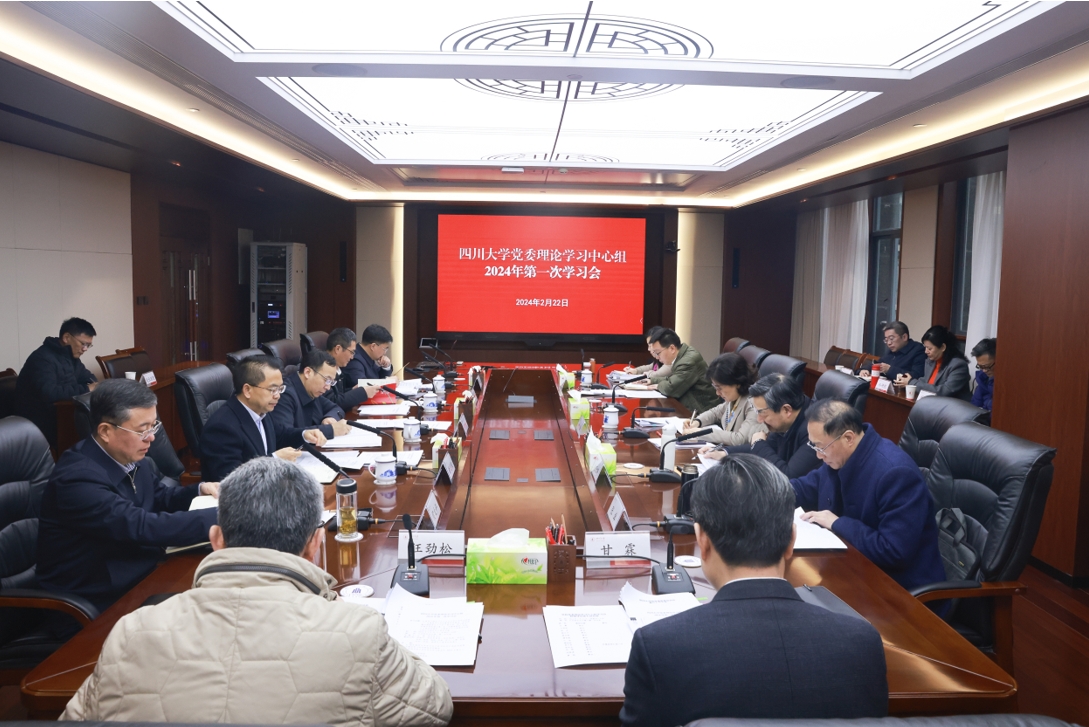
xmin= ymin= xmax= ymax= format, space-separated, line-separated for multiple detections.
xmin=791 ymin=424 xmax=947 ymax=591
xmin=345 ymin=346 xmax=393 ymax=384
xmin=879 ymin=339 xmax=926 ymax=380
xmin=620 ymin=578 xmax=888 ymax=727
xmin=325 ymin=367 xmax=370 ymax=411
xmin=272 ymin=372 xmax=345 ymax=441
xmin=36 ymin=437 xmax=216 ymax=609
xmin=14 ymin=337 xmax=97 ymax=443
xmin=971 ymin=370 xmax=994 ymax=411
xmin=199 ymin=397 xmax=299 ymax=482
xmin=913 ymin=357 xmax=972 ymax=400
xmin=730 ymin=397 xmax=821 ymax=480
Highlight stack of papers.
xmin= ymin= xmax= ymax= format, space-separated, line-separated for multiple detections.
xmin=614 ymin=389 xmax=668 ymax=399
xmin=648 ymin=437 xmax=708 ymax=450
xmin=358 ymin=377 xmax=398 ymax=389
xmin=321 ymin=428 xmax=383 ymax=449
xmin=293 ymin=451 xmax=340 ymax=483
xmin=396 ymin=379 xmax=429 ymax=395
xmin=793 ymin=507 xmax=848 ymax=550
xmin=358 ymin=403 xmax=413 ymax=417
xmin=619 ymin=582 xmax=700 ymax=630
xmin=363 ymin=419 xmax=451 ymax=431
xmin=634 ymin=416 xmax=688 ymax=429
xmin=542 ymin=605 xmax=634 ymax=668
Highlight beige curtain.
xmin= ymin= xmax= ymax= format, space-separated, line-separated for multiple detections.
xmin=965 ymin=171 xmax=1005 ymax=365
xmin=790 ymin=209 xmax=824 ymax=360
xmin=819 ymin=200 xmax=870 ymax=355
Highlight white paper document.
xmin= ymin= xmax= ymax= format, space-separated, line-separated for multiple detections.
xmin=634 ymin=416 xmax=688 ymax=429
xmin=316 ymin=450 xmax=372 ymax=470
xmin=396 ymin=379 xmax=428 ymax=394
xmin=615 ymin=389 xmax=668 ymax=399
xmin=542 ymin=605 xmax=634 ymax=667
xmin=321 ymin=428 xmax=383 ymax=449
xmin=696 ymin=453 xmax=722 ymax=474
xmin=619 ymin=582 xmax=700 ymax=630
xmin=331 ymin=450 xmax=425 ymax=468
xmin=365 ymin=419 xmax=451 ymax=431
xmin=188 ymin=495 xmax=217 ymax=510
xmin=358 ymin=377 xmax=398 ymax=389
xmin=649 ymin=437 xmax=706 ymax=450
xmin=293 ymin=452 xmax=339 ymax=483
xmin=358 ymin=403 xmax=413 ymax=417
xmin=383 ymin=586 xmax=484 ymax=667
xmin=793 ymin=507 xmax=848 ymax=550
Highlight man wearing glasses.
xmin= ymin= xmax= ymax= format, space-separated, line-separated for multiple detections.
xmin=14 ymin=317 xmax=100 ymax=445
xmin=970 ymin=338 xmax=996 ymax=412
xmin=200 ymin=355 xmax=324 ymax=482
xmin=272 ymin=349 xmax=351 ymax=443
xmin=37 ymin=379 xmax=219 ymax=611
xmin=875 ymin=321 xmax=926 ymax=380
xmin=791 ymin=399 xmax=945 ymax=593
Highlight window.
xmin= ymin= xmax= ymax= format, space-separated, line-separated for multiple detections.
xmin=950 ymin=177 xmax=976 ymax=335
xmin=862 ymin=193 xmax=903 ymax=354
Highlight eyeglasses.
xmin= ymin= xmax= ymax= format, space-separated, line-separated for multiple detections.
xmin=976 ymin=362 xmax=995 ymax=371
xmin=807 ymin=432 xmax=845 ymax=455
xmin=754 ymin=405 xmax=772 ymax=415
xmin=253 ymin=384 xmax=287 ymax=394
xmin=321 ymin=376 xmax=336 ymax=386
xmin=113 ymin=420 xmax=163 ymax=441
xmin=883 ymin=335 xmax=900 ymax=344
xmin=73 ymin=339 xmax=94 ymax=350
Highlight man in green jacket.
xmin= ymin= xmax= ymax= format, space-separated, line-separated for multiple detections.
xmin=626 ymin=328 xmax=719 ymax=414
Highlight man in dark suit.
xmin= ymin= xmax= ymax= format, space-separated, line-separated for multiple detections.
xmin=272 ymin=349 xmax=350 ymax=442
xmin=324 ymin=327 xmax=380 ymax=410
xmin=345 ymin=324 xmax=394 ymax=384
xmin=200 ymin=355 xmax=323 ymax=483
xmin=15 ymin=317 xmax=100 ymax=444
xmin=36 ymin=379 xmax=218 ymax=610
xmin=621 ymin=455 xmax=888 ymax=727
xmin=877 ymin=321 xmax=926 ymax=380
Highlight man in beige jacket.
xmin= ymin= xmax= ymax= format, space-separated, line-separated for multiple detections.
xmin=61 ymin=457 xmax=453 ymax=727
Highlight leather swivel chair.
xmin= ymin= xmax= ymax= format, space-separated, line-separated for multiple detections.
xmin=96 ymin=352 xmax=137 ymax=380
xmin=899 ymin=396 xmax=990 ymax=478
xmin=738 ymin=345 xmax=771 ymax=370
xmin=757 ymin=354 xmax=807 ymax=388
xmin=259 ymin=339 xmax=301 ymax=368
xmin=174 ymin=364 xmax=233 ymax=459
xmin=912 ymin=422 xmax=1056 ymax=674
xmin=812 ymin=369 xmax=868 ymax=415
xmin=835 ymin=350 xmax=865 ymax=373
xmin=300 ymin=331 xmax=328 ymax=356
xmin=226 ymin=348 xmax=269 ymax=370
xmin=116 ymin=348 xmax=154 ymax=377
xmin=721 ymin=337 xmax=750 ymax=354
xmin=72 ymin=394 xmax=184 ymax=484
xmin=822 ymin=346 xmax=845 ymax=368
xmin=0 ymin=368 xmax=16 ymax=419
xmin=0 ymin=417 xmax=98 ymax=684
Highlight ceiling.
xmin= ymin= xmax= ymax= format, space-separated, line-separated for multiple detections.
xmin=3 ymin=1 xmax=1089 ymax=206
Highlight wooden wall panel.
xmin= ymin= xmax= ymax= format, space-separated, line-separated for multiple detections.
xmin=720 ymin=206 xmax=797 ymax=355
xmin=995 ymin=103 xmax=1089 ymax=578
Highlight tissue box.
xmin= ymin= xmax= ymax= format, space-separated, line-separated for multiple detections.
xmin=568 ymin=397 xmax=590 ymax=423
xmin=585 ymin=437 xmax=617 ymax=476
xmin=466 ymin=537 xmax=548 ymax=584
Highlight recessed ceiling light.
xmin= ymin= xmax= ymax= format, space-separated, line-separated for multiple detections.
xmin=187 ymin=107 xmax=199 ymax=112
xmin=780 ymin=76 xmax=836 ymax=89
xmin=311 ymin=63 xmax=368 ymax=77
xmin=801 ymin=198 xmax=808 ymax=203
xmin=501 ymin=167 xmax=524 ymax=173
xmin=169 ymin=160 xmax=181 ymax=167
xmin=913 ymin=123 xmax=927 ymax=127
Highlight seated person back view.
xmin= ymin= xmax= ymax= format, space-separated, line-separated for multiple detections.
xmin=628 ymin=328 xmax=719 ymax=413
xmin=620 ymin=455 xmax=888 ymax=727
xmin=199 ymin=355 xmax=320 ymax=483
xmin=346 ymin=323 xmax=395 ymax=384
xmin=272 ymin=349 xmax=351 ymax=442
xmin=14 ymin=317 xmax=100 ymax=444
xmin=36 ymin=379 xmax=219 ymax=611
xmin=60 ymin=457 xmax=454 ymax=727
xmin=904 ymin=325 xmax=972 ymax=400
xmin=623 ymin=326 xmax=672 ymax=378
xmin=971 ymin=337 xmax=996 ymax=411
xmin=877 ymin=320 xmax=926 ymax=380
xmin=325 ymin=326 xmax=380 ymax=410
xmin=792 ymin=399 xmax=946 ymax=592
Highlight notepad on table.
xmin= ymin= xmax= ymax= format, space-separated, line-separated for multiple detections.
xmin=321 ymin=428 xmax=383 ymax=449
xmin=542 ymin=605 xmax=634 ymax=667
xmin=357 ymin=403 xmax=412 ymax=417
xmin=379 ymin=586 xmax=484 ymax=666
xmin=619 ymin=582 xmax=700 ymax=630
xmin=793 ymin=507 xmax=848 ymax=550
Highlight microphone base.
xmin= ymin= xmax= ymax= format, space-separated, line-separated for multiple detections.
xmin=621 ymin=428 xmax=649 ymax=439
xmin=392 ymin=563 xmax=430 ymax=597
xmin=648 ymin=468 xmax=682 ymax=483
xmin=608 ymin=401 xmax=629 ymax=414
xmin=663 ymin=515 xmax=696 ymax=535
xmin=651 ymin=563 xmax=695 ymax=595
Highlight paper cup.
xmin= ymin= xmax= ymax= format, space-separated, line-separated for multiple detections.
xmin=905 ymin=385 xmax=917 ymax=400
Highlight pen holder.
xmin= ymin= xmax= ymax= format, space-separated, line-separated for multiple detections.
xmin=547 ymin=540 xmax=577 ymax=584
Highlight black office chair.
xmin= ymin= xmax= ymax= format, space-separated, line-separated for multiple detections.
xmin=259 ymin=339 xmax=302 ymax=368
xmin=899 ymin=396 xmax=990 ymax=479
xmin=175 ymin=364 xmax=233 ymax=460
xmin=0 ymin=417 xmax=98 ymax=684
xmin=812 ymin=369 xmax=868 ymax=415
xmin=738 ymin=345 xmax=771 ymax=370
xmin=912 ymin=422 xmax=1056 ymax=675
xmin=300 ymin=331 xmax=328 ymax=356
xmin=757 ymin=354 xmax=806 ymax=388
xmin=72 ymin=394 xmax=184 ymax=483
xmin=226 ymin=348 xmax=268 ymax=370
xmin=721 ymin=337 xmax=750 ymax=354
xmin=0 ymin=369 xmax=16 ymax=419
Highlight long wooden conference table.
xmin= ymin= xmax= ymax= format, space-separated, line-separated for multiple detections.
xmin=22 ymin=363 xmax=1016 ymax=723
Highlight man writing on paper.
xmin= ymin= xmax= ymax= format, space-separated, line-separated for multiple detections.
xmin=325 ymin=327 xmax=381 ymax=409
xmin=273 ymin=349 xmax=352 ymax=442
xmin=876 ymin=321 xmax=926 ymax=380
xmin=625 ymin=328 xmax=718 ymax=413
xmin=621 ymin=455 xmax=887 ymax=726
xmin=200 ymin=356 xmax=323 ymax=482
xmin=623 ymin=326 xmax=672 ymax=378
xmin=15 ymin=317 xmax=100 ymax=444
xmin=36 ymin=379 xmax=219 ymax=611
xmin=60 ymin=457 xmax=454 ymax=727
xmin=791 ymin=399 xmax=945 ymax=592
xmin=347 ymin=323 xmax=395 ymax=384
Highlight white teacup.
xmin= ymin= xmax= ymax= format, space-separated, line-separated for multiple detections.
xmin=421 ymin=392 xmax=440 ymax=412
xmin=603 ymin=405 xmax=619 ymax=430
xmin=367 ymin=453 xmax=398 ymax=484
xmin=402 ymin=417 xmax=421 ymax=442
xmin=432 ymin=375 xmax=445 ymax=394
xmin=905 ymin=385 xmax=918 ymax=400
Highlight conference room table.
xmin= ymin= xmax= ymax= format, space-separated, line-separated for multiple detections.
xmin=21 ymin=362 xmax=1016 ymax=723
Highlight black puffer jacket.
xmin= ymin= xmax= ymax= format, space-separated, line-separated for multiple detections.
xmin=14 ymin=337 xmax=96 ymax=444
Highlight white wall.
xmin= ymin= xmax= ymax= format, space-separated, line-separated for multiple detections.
xmin=355 ymin=204 xmax=404 ymax=367
xmin=675 ymin=211 xmax=724 ymax=361
xmin=899 ymin=186 xmax=938 ymax=340
xmin=0 ymin=141 xmax=133 ymax=374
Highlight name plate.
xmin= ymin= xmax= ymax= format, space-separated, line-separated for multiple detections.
xmin=606 ymin=492 xmax=629 ymax=530
xmin=397 ymin=529 xmax=465 ymax=562
xmin=434 ymin=452 xmax=457 ymax=485
xmin=875 ymin=378 xmax=892 ymax=393
xmin=584 ymin=531 xmax=652 ymax=569
xmin=140 ymin=371 xmax=157 ymax=387
xmin=419 ymin=488 xmax=442 ymax=530
xmin=589 ymin=452 xmax=605 ymax=484
xmin=916 ymin=389 xmax=936 ymax=401
xmin=457 ymin=413 xmax=470 ymax=437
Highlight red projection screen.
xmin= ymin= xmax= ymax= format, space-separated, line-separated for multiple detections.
xmin=436 ymin=214 xmax=646 ymax=337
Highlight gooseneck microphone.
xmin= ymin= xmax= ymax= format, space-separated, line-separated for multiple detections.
xmin=651 ymin=530 xmax=695 ymax=594
xmin=380 ymin=385 xmax=418 ymax=404
xmin=649 ymin=428 xmax=712 ymax=483
xmin=609 ymin=373 xmax=647 ymax=415
xmin=392 ymin=513 xmax=430 ymax=596
xmin=622 ymin=405 xmax=676 ymax=439
xmin=301 ymin=442 xmax=352 ymax=480
xmin=346 ymin=421 xmax=407 ymax=475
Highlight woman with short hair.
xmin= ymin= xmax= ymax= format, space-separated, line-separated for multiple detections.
xmin=682 ymin=353 xmax=766 ymax=445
